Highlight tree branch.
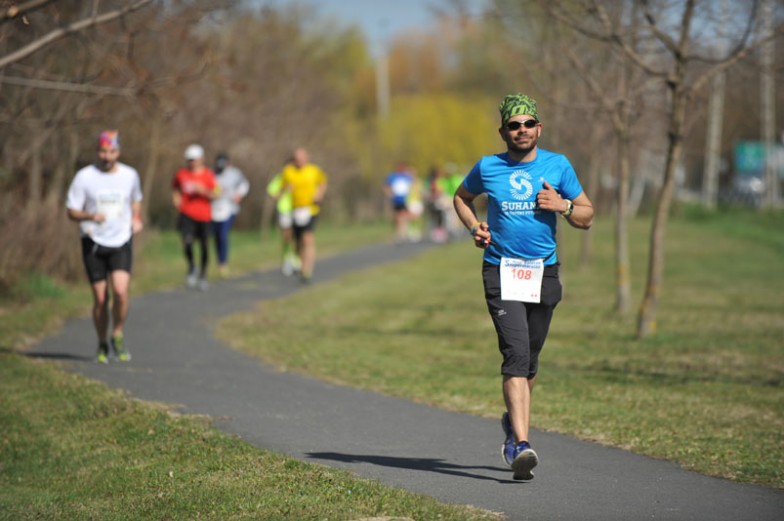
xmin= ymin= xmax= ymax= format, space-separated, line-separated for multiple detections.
xmin=640 ymin=0 xmax=681 ymax=56
xmin=0 ymin=74 xmax=136 ymax=95
xmin=690 ymin=20 xmax=784 ymax=95
xmin=0 ymin=0 xmax=55 ymax=23
xmin=541 ymin=0 xmax=667 ymax=79
xmin=0 ymin=0 xmax=154 ymax=69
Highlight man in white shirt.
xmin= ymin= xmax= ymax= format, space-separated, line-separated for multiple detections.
xmin=66 ymin=130 xmax=144 ymax=363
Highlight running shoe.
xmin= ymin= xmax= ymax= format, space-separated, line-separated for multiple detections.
xmin=111 ymin=334 xmax=131 ymax=362
xmin=198 ymin=278 xmax=209 ymax=291
xmin=510 ymin=441 xmax=538 ymax=481
xmin=291 ymin=255 xmax=302 ymax=273
xmin=96 ymin=341 xmax=110 ymax=364
xmin=186 ymin=271 xmax=198 ymax=288
xmin=501 ymin=412 xmax=516 ymax=465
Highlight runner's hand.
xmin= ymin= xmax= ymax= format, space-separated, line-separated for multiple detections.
xmin=536 ymin=181 xmax=567 ymax=213
xmin=472 ymin=222 xmax=491 ymax=249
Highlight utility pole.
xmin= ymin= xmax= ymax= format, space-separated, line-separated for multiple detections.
xmin=376 ymin=51 xmax=390 ymax=119
xmin=761 ymin=0 xmax=777 ymax=208
xmin=375 ymin=19 xmax=390 ymax=119
xmin=702 ymin=0 xmax=729 ymax=209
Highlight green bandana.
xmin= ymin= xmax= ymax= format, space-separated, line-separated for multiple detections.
xmin=499 ymin=93 xmax=539 ymax=124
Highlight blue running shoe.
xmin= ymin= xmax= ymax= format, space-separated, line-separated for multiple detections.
xmin=510 ymin=441 xmax=538 ymax=481
xmin=501 ymin=412 xmax=516 ymax=465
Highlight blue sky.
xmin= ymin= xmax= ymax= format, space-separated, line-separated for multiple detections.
xmin=259 ymin=0 xmax=489 ymax=57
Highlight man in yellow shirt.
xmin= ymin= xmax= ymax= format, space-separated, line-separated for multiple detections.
xmin=279 ymin=147 xmax=327 ymax=283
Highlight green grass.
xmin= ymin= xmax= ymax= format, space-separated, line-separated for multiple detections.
xmin=0 ymin=353 xmax=496 ymax=521
xmin=2 ymin=210 xmax=782 ymax=521
xmin=0 ymin=222 xmax=393 ymax=350
xmin=1 ymin=221 xmax=498 ymax=520
xmin=218 ymin=208 xmax=784 ymax=489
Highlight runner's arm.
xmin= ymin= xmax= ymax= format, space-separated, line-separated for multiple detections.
xmin=67 ymin=208 xmax=105 ymax=223
xmin=454 ymin=184 xmax=490 ymax=249
xmin=132 ymin=200 xmax=144 ymax=234
xmin=563 ymin=192 xmax=593 ymax=230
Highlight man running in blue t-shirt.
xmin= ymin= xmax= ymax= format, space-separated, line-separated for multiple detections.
xmin=454 ymin=93 xmax=594 ymax=481
xmin=384 ymin=161 xmax=415 ymax=243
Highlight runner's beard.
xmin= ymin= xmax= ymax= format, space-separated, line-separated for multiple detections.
xmin=509 ymin=139 xmax=536 ymax=156
xmin=507 ymin=133 xmax=538 ymax=156
xmin=98 ymin=159 xmax=116 ymax=172
xmin=511 ymin=143 xmax=535 ymax=156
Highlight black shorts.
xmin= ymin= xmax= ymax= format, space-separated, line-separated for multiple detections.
xmin=392 ymin=201 xmax=408 ymax=212
xmin=177 ymin=213 xmax=210 ymax=243
xmin=482 ymin=261 xmax=562 ymax=379
xmin=293 ymin=214 xmax=319 ymax=239
xmin=81 ymin=237 xmax=133 ymax=283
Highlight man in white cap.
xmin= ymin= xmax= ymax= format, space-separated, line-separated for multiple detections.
xmin=66 ymin=130 xmax=144 ymax=363
xmin=172 ymin=144 xmax=218 ymax=290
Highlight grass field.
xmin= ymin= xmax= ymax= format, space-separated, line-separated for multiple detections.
xmin=1 ymin=209 xmax=782 ymax=520
xmin=218 ymin=207 xmax=784 ymax=489
xmin=1 ymin=222 xmax=497 ymax=520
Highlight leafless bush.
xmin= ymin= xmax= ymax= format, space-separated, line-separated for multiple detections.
xmin=0 ymin=192 xmax=83 ymax=295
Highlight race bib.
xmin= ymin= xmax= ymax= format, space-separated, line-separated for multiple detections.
xmin=500 ymin=257 xmax=544 ymax=303
xmin=293 ymin=206 xmax=312 ymax=227
xmin=96 ymin=191 xmax=123 ymax=219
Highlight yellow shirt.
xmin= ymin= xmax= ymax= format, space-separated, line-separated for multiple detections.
xmin=281 ymin=163 xmax=327 ymax=215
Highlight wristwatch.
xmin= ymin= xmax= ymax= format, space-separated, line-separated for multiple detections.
xmin=561 ymin=199 xmax=574 ymax=217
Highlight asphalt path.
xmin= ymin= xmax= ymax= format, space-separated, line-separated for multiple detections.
xmin=31 ymin=241 xmax=784 ymax=521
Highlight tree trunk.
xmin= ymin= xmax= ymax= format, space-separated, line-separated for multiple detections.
xmin=28 ymin=133 xmax=44 ymax=208
xmin=615 ymin=132 xmax=632 ymax=314
xmin=579 ymin=114 xmax=605 ymax=269
xmin=701 ymin=70 xmax=725 ymax=209
xmin=141 ymin=117 xmax=162 ymax=224
xmin=637 ymin=90 xmax=688 ymax=337
xmin=613 ymin=44 xmax=633 ymax=314
xmin=46 ymin=129 xmax=80 ymax=207
xmin=760 ymin=0 xmax=777 ymax=209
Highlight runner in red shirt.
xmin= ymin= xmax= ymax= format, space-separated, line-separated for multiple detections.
xmin=172 ymin=144 xmax=218 ymax=290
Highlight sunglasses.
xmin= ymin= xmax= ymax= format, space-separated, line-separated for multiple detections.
xmin=505 ymin=119 xmax=539 ymax=131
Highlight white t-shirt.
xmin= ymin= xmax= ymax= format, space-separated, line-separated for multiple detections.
xmin=66 ymin=163 xmax=143 ymax=247
xmin=211 ymin=166 xmax=250 ymax=222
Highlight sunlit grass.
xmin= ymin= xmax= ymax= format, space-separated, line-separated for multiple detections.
xmin=0 ymin=353 xmax=497 ymax=521
xmin=1 ymin=220 xmax=501 ymax=520
xmin=219 ymin=209 xmax=784 ymax=488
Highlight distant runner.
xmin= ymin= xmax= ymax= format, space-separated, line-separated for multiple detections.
xmin=384 ymin=161 xmax=415 ymax=243
xmin=66 ymin=130 xmax=144 ymax=363
xmin=267 ymin=159 xmax=300 ymax=276
xmin=172 ymin=144 xmax=218 ymax=290
xmin=278 ymin=147 xmax=327 ymax=283
xmin=211 ymin=152 xmax=249 ymax=277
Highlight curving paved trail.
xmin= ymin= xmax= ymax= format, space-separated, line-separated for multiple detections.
xmin=31 ymin=242 xmax=784 ymax=521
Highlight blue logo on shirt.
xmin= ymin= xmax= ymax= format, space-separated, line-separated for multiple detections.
xmin=509 ymin=170 xmax=533 ymax=200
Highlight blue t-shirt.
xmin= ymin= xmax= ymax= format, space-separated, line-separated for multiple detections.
xmin=385 ymin=171 xmax=414 ymax=205
xmin=462 ymin=149 xmax=584 ymax=266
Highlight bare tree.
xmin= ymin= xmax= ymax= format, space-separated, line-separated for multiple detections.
xmin=0 ymin=0 xmax=154 ymax=69
xmin=541 ymin=0 xmax=781 ymax=337
xmin=559 ymin=2 xmax=651 ymax=314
